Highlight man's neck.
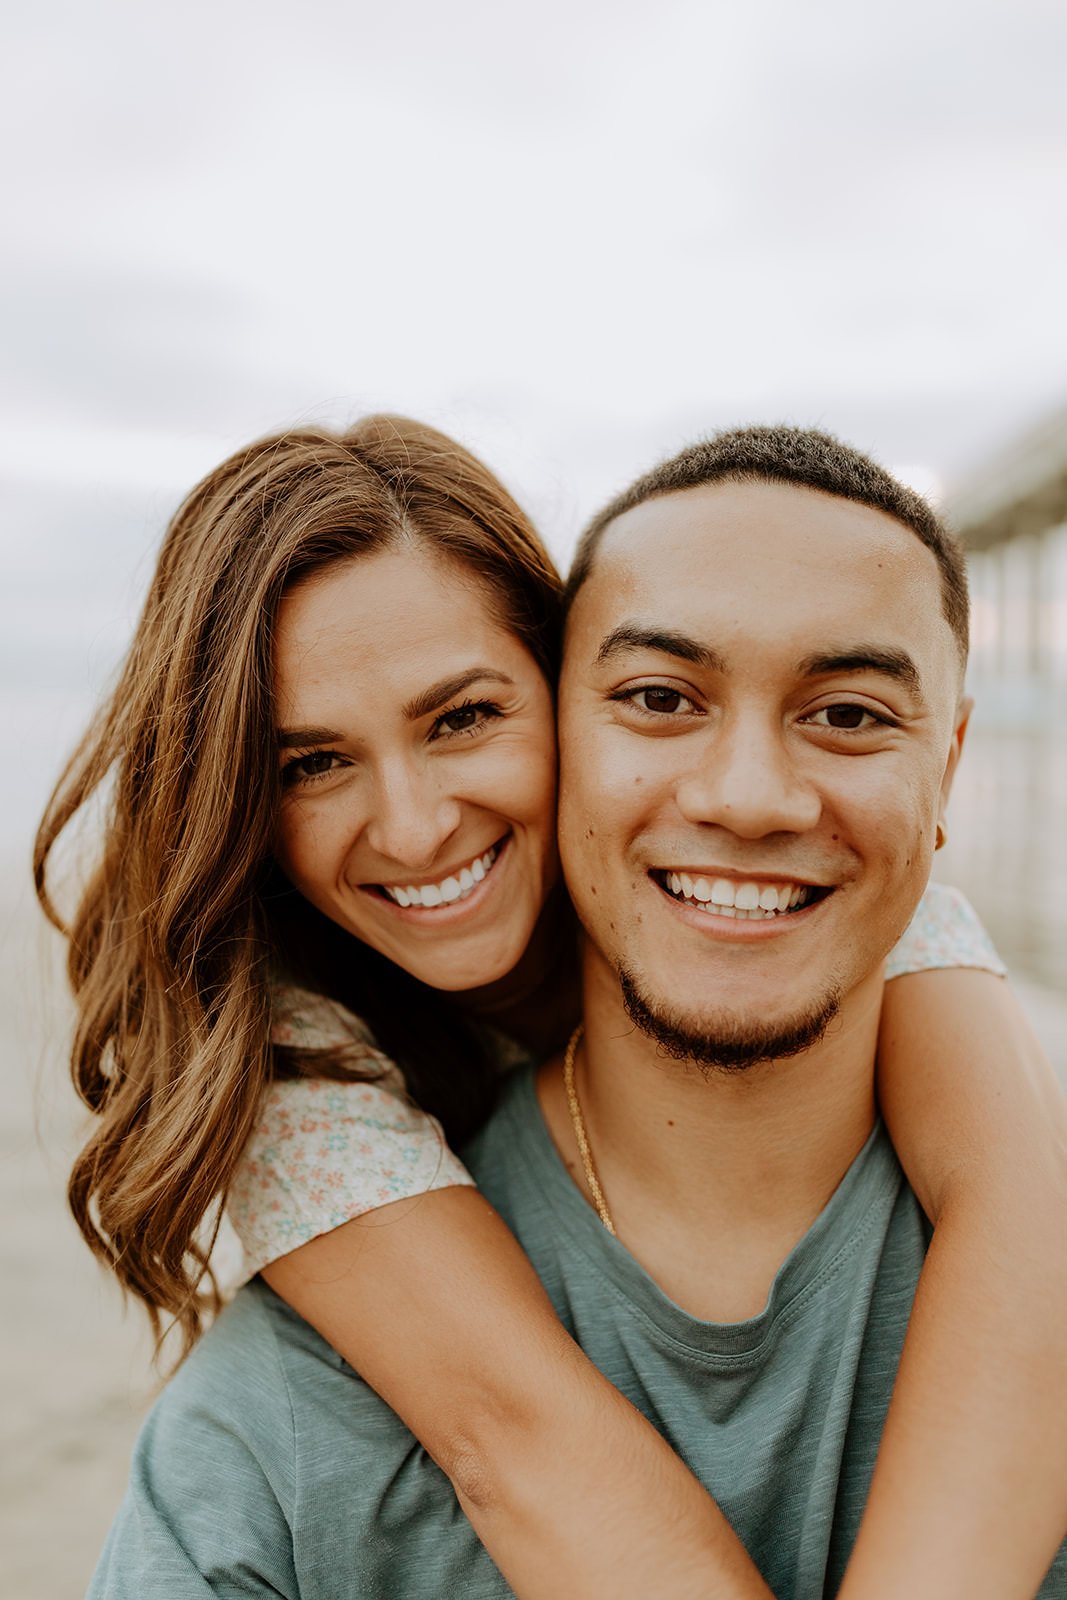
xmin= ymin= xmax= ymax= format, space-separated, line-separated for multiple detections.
xmin=537 ymin=955 xmax=883 ymax=1322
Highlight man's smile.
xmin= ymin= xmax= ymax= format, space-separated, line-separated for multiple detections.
xmin=651 ymin=869 xmax=834 ymax=921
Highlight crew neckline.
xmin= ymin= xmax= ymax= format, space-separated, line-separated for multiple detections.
xmin=491 ymin=1066 xmax=903 ymax=1365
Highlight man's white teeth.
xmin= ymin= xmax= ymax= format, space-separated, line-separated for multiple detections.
xmin=384 ymin=846 xmax=498 ymax=908
xmin=664 ymin=873 xmax=812 ymax=918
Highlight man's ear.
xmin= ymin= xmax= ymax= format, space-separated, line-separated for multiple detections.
xmin=938 ymin=693 xmax=973 ymax=822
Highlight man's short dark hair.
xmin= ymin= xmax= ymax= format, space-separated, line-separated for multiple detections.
xmin=565 ymin=425 xmax=969 ymax=665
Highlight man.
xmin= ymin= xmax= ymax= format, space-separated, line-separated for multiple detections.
xmin=88 ymin=428 xmax=1067 ymax=1597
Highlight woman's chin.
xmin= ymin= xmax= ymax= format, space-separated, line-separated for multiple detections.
xmin=405 ymin=936 xmax=530 ymax=996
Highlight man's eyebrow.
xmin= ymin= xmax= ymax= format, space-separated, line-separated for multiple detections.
xmin=796 ymin=646 xmax=925 ymax=699
xmin=595 ymin=624 xmax=724 ymax=670
xmin=403 ymin=667 xmax=516 ymax=723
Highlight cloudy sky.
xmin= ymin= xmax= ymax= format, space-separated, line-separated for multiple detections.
xmin=1 ymin=0 xmax=1066 ymax=825
xmin=3 ymin=0 xmax=1067 ymax=549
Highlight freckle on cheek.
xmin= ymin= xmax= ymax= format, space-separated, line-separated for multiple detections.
xmin=589 ymin=885 xmax=597 ymax=896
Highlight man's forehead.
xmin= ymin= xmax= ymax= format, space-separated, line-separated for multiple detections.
xmin=599 ymin=478 xmax=923 ymax=567
xmin=569 ymin=481 xmax=941 ymax=628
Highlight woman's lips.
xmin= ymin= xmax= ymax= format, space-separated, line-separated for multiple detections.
xmin=364 ymin=835 xmax=510 ymax=915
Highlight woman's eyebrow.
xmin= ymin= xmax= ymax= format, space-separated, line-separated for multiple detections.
xmin=594 ymin=624 xmax=724 ymax=670
xmin=277 ymin=724 xmax=343 ymax=749
xmin=275 ymin=669 xmax=518 ymax=747
xmin=403 ymin=667 xmax=516 ymax=722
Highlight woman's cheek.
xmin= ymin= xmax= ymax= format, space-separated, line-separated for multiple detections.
xmin=275 ymin=794 xmax=340 ymax=888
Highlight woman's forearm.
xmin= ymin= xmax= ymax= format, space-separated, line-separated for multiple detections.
xmin=842 ymin=970 xmax=1067 ymax=1599
xmin=264 ymin=1185 xmax=774 ymax=1600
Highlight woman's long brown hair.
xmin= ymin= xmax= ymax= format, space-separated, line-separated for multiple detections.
xmin=34 ymin=415 xmax=563 ymax=1361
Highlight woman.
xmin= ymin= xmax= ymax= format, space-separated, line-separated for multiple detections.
xmin=36 ymin=415 xmax=1067 ymax=1597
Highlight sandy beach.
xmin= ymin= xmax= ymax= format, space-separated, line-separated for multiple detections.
xmin=0 ymin=874 xmax=157 ymax=1600
xmin=3 ymin=718 xmax=1065 ymax=1599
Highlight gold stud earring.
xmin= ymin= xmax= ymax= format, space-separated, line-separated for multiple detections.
xmin=935 ymin=820 xmax=947 ymax=851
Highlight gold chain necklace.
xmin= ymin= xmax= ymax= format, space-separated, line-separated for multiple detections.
xmin=562 ymin=1024 xmax=616 ymax=1236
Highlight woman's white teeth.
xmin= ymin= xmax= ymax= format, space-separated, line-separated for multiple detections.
xmin=383 ymin=846 xmax=498 ymax=909
xmin=664 ymin=873 xmax=811 ymax=918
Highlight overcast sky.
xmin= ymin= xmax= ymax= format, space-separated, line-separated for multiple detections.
xmin=3 ymin=0 xmax=1066 ymax=566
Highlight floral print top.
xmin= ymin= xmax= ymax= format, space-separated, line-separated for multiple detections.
xmin=228 ymin=880 xmax=1004 ymax=1278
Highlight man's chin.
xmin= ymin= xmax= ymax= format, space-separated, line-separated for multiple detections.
xmin=619 ymin=968 xmax=843 ymax=1073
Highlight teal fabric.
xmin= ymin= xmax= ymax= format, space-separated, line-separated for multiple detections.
xmin=89 ymin=1068 xmax=1067 ymax=1598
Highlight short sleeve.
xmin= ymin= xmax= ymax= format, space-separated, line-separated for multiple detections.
xmin=885 ymin=880 xmax=1007 ymax=983
xmin=228 ymin=985 xmax=475 ymax=1279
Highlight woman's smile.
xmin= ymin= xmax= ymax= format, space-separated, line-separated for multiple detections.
xmin=368 ymin=834 xmax=507 ymax=912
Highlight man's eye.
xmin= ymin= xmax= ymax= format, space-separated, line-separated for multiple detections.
xmin=808 ymin=704 xmax=886 ymax=731
xmin=628 ymin=687 xmax=693 ymax=715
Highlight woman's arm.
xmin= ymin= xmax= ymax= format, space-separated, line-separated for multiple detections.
xmin=263 ymin=1186 xmax=772 ymax=1600
xmin=839 ymin=967 xmax=1067 ymax=1600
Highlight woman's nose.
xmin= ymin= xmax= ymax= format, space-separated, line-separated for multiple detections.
xmin=362 ymin=758 xmax=464 ymax=873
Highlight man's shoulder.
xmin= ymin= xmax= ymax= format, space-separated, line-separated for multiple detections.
xmin=87 ymin=1286 xmax=307 ymax=1599
xmin=147 ymin=1282 xmax=303 ymax=1459
xmin=140 ymin=1277 xmax=386 ymax=1481
xmin=123 ymin=1283 xmax=504 ymax=1598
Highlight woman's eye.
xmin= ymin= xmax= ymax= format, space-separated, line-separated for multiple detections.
xmin=628 ymin=686 xmax=694 ymax=715
xmin=432 ymin=700 xmax=502 ymax=739
xmin=283 ymin=751 xmax=342 ymax=785
xmin=439 ymin=705 xmax=481 ymax=733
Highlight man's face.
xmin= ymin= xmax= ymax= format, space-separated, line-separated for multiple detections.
xmin=558 ymin=480 xmax=969 ymax=1065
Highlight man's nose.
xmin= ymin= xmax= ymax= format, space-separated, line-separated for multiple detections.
xmin=674 ymin=716 xmax=821 ymax=838
xmin=363 ymin=757 xmax=463 ymax=872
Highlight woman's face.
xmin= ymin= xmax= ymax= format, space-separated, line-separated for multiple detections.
xmin=272 ymin=544 xmax=560 ymax=992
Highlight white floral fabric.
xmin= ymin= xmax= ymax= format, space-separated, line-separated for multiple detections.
xmin=228 ymin=881 xmax=1004 ymax=1278
xmin=227 ymin=985 xmax=473 ymax=1280
xmin=884 ymin=880 xmax=1005 ymax=982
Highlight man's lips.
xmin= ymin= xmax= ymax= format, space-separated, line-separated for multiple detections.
xmin=651 ymin=869 xmax=834 ymax=920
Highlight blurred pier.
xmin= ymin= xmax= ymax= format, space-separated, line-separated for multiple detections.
xmin=940 ymin=407 xmax=1067 ymax=1077
xmin=935 ymin=722 xmax=1067 ymax=1075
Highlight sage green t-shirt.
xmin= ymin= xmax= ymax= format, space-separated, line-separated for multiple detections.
xmin=89 ymin=1067 xmax=1067 ymax=1598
